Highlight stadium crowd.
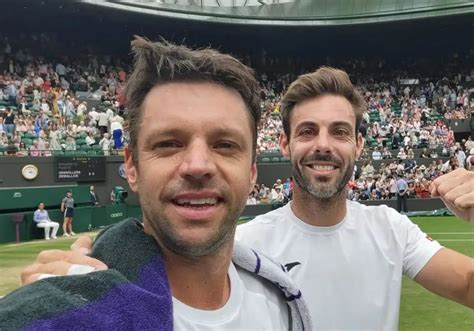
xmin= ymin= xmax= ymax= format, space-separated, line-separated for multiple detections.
xmin=0 ymin=34 xmax=473 ymax=204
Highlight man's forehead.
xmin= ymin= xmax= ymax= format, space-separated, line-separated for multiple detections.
xmin=291 ymin=95 xmax=356 ymax=126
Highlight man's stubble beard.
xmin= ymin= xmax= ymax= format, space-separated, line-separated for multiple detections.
xmin=141 ymin=188 xmax=246 ymax=259
xmin=291 ymin=152 xmax=354 ymax=201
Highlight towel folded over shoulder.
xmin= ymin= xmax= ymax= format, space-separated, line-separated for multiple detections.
xmin=0 ymin=219 xmax=312 ymax=330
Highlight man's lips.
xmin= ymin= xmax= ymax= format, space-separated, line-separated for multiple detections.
xmin=304 ymin=163 xmax=339 ymax=171
xmin=171 ymin=190 xmax=224 ymax=208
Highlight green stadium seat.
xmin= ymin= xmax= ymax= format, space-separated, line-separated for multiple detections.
xmin=260 ymin=157 xmax=271 ymax=163
xmin=87 ymin=150 xmax=97 ymax=156
xmin=75 ymin=139 xmax=86 ymax=146
xmin=21 ymin=138 xmax=33 ymax=146
xmin=74 ymin=150 xmax=87 ymax=156
xmin=53 ymin=150 xmax=65 ymax=156
xmin=271 ymin=156 xmax=280 ymax=163
xmin=64 ymin=150 xmax=75 ymax=156
xmin=80 ymin=144 xmax=92 ymax=151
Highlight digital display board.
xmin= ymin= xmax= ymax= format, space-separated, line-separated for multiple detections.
xmin=55 ymin=156 xmax=106 ymax=182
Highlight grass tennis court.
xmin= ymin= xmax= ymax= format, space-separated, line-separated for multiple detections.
xmin=0 ymin=217 xmax=473 ymax=329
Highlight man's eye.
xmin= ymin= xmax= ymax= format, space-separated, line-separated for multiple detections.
xmin=215 ymin=141 xmax=235 ymax=149
xmin=334 ymin=129 xmax=349 ymax=136
xmin=155 ymin=141 xmax=181 ymax=148
xmin=300 ymin=129 xmax=314 ymax=136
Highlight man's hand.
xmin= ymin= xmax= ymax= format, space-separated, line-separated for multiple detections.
xmin=21 ymin=236 xmax=108 ymax=285
xmin=430 ymin=168 xmax=474 ymax=223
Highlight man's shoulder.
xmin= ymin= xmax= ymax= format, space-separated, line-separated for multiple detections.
xmin=237 ymin=204 xmax=289 ymax=235
xmin=347 ymin=200 xmax=413 ymax=228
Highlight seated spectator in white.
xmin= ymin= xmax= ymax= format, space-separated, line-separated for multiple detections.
xmin=397 ymin=148 xmax=407 ymax=159
xmin=258 ymin=184 xmax=270 ymax=201
xmin=43 ymin=141 xmax=52 ymax=157
xmin=33 ymin=202 xmax=59 ymax=240
xmin=270 ymin=186 xmax=284 ymax=204
xmin=371 ymin=147 xmax=382 ymax=160
xmin=246 ymin=192 xmax=257 ymax=205
xmin=85 ymin=131 xmax=96 ymax=146
xmin=76 ymin=121 xmax=88 ymax=133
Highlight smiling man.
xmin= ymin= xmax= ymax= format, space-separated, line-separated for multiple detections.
xmin=237 ymin=67 xmax=474 ymax=330
xmin=0 ymin=38 xmax=311 ymax=330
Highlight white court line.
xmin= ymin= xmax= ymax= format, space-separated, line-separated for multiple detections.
xmin=436 ymin=239 xmax=474 ymax=242
xmin=429 ymin=232 xmax=474 ymax=235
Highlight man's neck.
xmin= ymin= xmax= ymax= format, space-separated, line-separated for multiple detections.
xmin=291 ymin=186 xmax=348 ymax=227
xmin=161 ymin=241 xmax=233 ymax=310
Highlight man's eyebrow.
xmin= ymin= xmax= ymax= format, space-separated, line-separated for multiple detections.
xmin=294 ymin=121 xmax=318 ymax=132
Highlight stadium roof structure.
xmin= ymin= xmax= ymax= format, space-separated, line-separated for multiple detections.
xmin=80 ymin=0 xmax=474 ymax=25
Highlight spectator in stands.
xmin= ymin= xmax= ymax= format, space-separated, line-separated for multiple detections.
xmin=455 ymin=147 xmax=466 ymax=169
xmin=34 ymin=110 xmax=48 ymax=134
xmin=33 ymin=202 xmax=59 ymax=240
xmin=406 ymin=181 xmax=416 ymax=198
xmin=85 ymin=130 xmax=95 ymax=146
xmin=97 ymin=110 xmax=108 ymax=135
xmin=65 ymin=124 xmax=76 ymax=151
xmin=99 ymin=132 xmax=112 ymax=156
xmin=371 ymin=147 xmax=382 ymax=160
xmin=258 ymin=184 xmax=270 ymax=202
xmin=270 ymin=185 xmax=284 ymax=204
xmin=110 ymin=111 xmax=124 ymax=149
xmin=3 ymin=107 xmax=15 ymax=134
xmin=29 ymin=140 xmax=41 ymax=157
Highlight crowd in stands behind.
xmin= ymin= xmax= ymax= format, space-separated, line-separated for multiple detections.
xmin=0 ymin=34 xmax=128 ymax=156
xmin=0 ymin=34 xmax=473 ymax=204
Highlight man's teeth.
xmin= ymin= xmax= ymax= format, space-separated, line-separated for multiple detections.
xmin=310 ymin=164 xmax=336 ymax=171
xmin=175 ymin=198 xmax=218 ymax=205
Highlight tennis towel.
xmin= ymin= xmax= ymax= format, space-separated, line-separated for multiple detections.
xmin=0 ymin=219 xmax=312 ymax=330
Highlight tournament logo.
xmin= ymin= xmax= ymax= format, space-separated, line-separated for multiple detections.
xmin=118 ymin=163 xmax=127 ymax=179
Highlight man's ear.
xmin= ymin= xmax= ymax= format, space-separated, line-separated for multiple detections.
xmin=279 ymin=131 xmax=290 ymax=160
xmin=249 ymin=162 xmax=258 ymax=194
xmin=355 ymin=132 xmax=364 ymax=160
xmin=124 ymin=147 xmax=138 ymax=192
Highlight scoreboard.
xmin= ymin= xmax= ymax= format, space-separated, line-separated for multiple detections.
xmin=55 ymin=156 xmax=106 ymax=182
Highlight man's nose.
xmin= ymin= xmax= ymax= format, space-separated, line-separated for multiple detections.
xmin=178 ymin=141 xmax=217 ymax=180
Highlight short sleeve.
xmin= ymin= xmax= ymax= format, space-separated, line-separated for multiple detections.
xmin=402 ymin=217 xmax=443 ymax=279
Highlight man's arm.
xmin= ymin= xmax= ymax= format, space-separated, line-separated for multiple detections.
xmin=414 ymin=168 xmax=474 ymax=308
xmin=415 ymin=248 xmax=474 ymax=308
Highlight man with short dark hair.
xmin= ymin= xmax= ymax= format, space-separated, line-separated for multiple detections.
xmin=0 ymin=37 xmax=310 ymax=330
